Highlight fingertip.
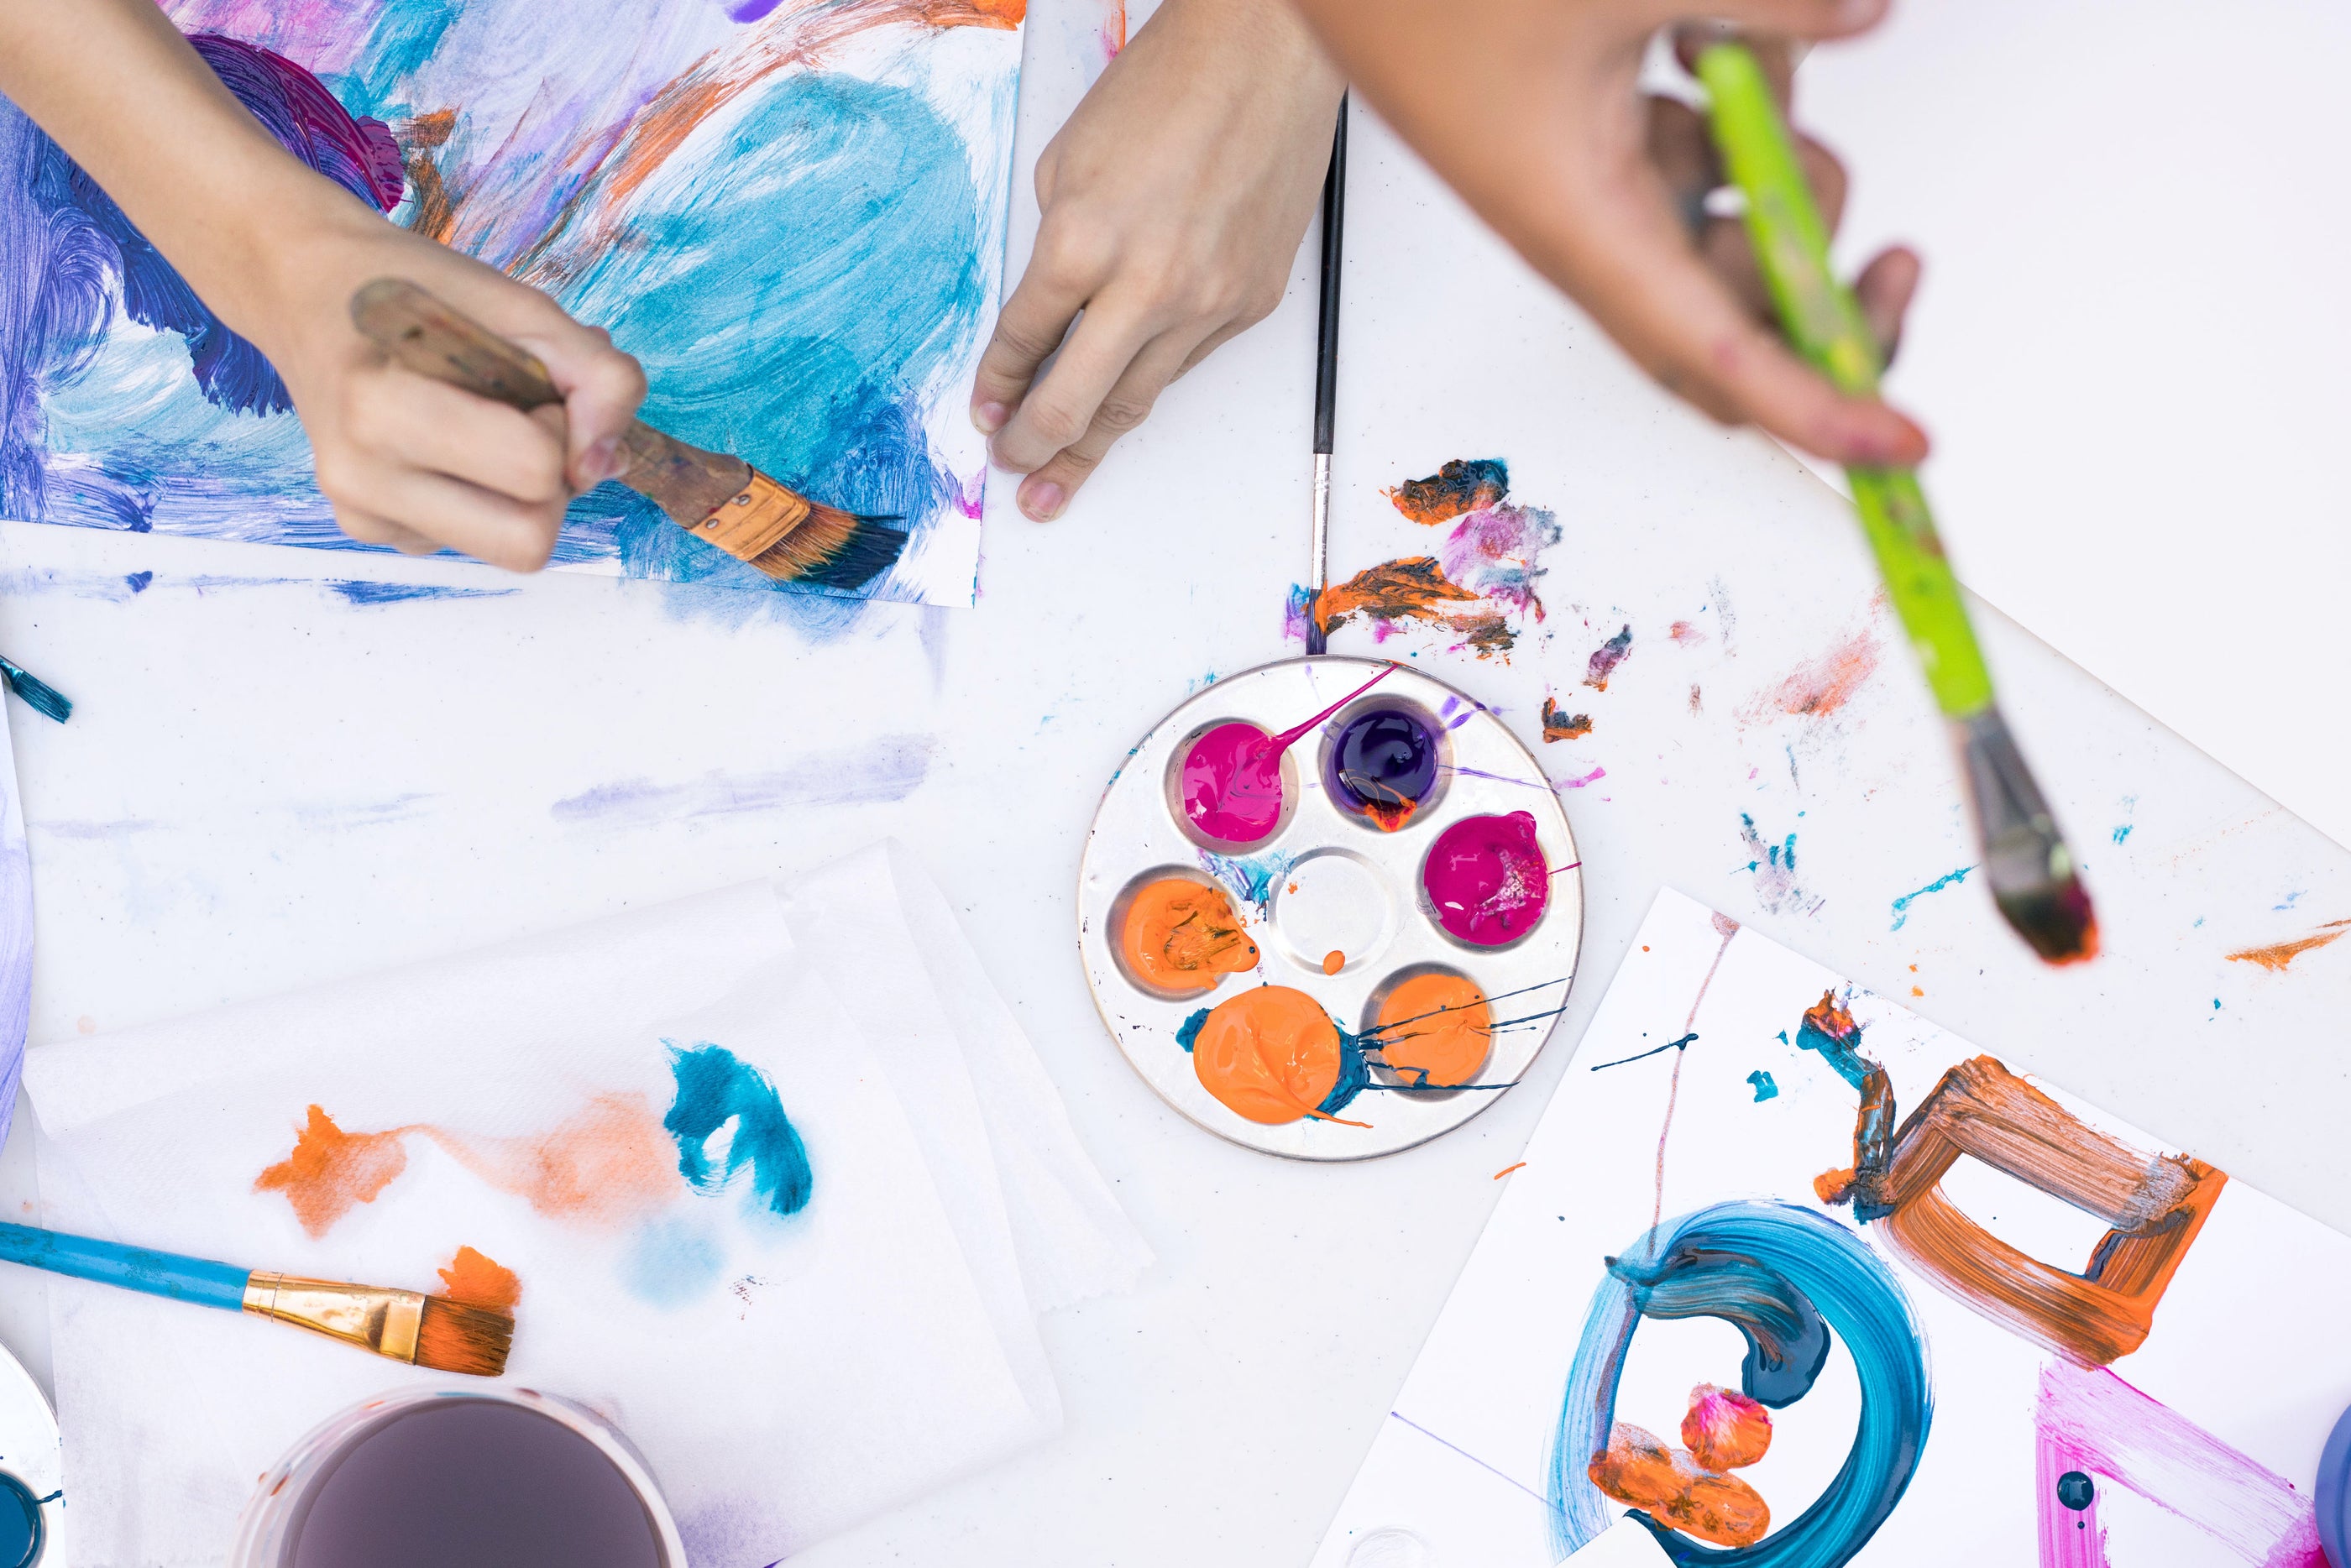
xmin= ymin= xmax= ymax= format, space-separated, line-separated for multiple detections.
xmin=1018 ymin=477 xmax=1066 ymax=521
xmin=972 ymin=400 xmax=1009 ymax=436
xmin=1840 ymin=403 xmax=1929 ymax=467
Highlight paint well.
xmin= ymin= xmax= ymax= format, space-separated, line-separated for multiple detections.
xmin=1327 ymin=707 xmax=1438 ymax=831
xmin=1188 ymin=986 xmax=1366 ymax=1126
xmin=1423 ymin=812 xmax=1548 ymax=947
xmin=1180 ymin=667 xmax=1391 ymax=845
xmin=1373 ymin=972 xmax=1491 ymax=1089
xmin=1119 ymin=878 xmax=1257 ymax=995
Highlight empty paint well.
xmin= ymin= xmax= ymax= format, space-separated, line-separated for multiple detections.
xmin=1270 ymin=849 xmax=1395 ymax=977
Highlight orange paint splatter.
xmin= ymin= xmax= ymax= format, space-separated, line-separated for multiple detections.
xmin=1191 ymin=987 xmax=1364 ymax=1126
xmin=1375 ymin=972 xmax=1492 ymax=1089
xmin=1315 ymin=558 xmax=1482 ymax=637
xmin=254 ymin=1097 xmax=687 ymax=1238
xmin=1493 ymin=1161 xmax=1526 ymax=1179
xmin=1669 ymin=619 xmax=1706 ymax=645
xmin=1540 ymin=698 xmax=1592 ymax=742
xmin=1588 ymin=1423 xmax=1769 ymax=1548
xmin=254 ymin=1106 xmax=412 ymax=1239
xmin=1385 ymin=459 xmax=1507 ymax=525
xmin=1322 ymin=949 xmax=1345 ymax=975
xmin=1121 ymin=879 xmax=1258 ymax=995
xmin=436 ymin=1246 xmax=522 ymax=1312
xmin=1912 ymin=986 xmax=1925 ymax=997
xmin=1745 ymin=628 xmax=1882 ymax=720
xmin=1682 ymin=1384 xmax=1772 ymax=1470
xmin=2224 ymin=921 xmax=2350 ymax=973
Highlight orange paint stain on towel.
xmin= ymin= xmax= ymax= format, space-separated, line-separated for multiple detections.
xmin=254 ymin=1106 xmax=413 ymax=1239
xmin=436 ymin=1246 xmax=522 ymax=1312
xmin=1121 ymin=879 xmax=1258 ymax=995
xmin=1191 ymin=986 xmax=1364 ymax=1126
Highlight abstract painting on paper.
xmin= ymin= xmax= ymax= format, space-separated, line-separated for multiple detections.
xmin=0 ymin=0 xmax=1024 ymax=605
xmin=0 ymin=710 xmax=28 ymax=1151
xmin=1313 ymin=888 xmax=2351 ymax=1567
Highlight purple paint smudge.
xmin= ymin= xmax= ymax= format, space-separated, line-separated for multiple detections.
xmin=552 ymin=736 xmax=936 ymax=826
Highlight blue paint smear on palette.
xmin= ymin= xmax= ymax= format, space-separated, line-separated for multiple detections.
xmin=1746 ymin=1069 xmax=1778 ymax=1102
xmin=1176 ymin=1008 xmax=1209 ymax=1053
xmin=1197 ymin=849 xmax=1299 ymax=914
xmin=663 ymin=1042 xmax=813 ymax=1220
xmin=1547 ymin=1200 xmax=1932 ymax=1565
xmin=1888 ymin=865 xmax=1973 ymax=932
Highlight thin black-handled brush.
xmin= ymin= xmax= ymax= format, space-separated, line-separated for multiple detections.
xmin=350 ymin=280 xmax=906 ymax=593
xmin=1306 ymin=95 xmax=1348 ymax=657
xmin=0 ymin=656 xmax=70 ymax=724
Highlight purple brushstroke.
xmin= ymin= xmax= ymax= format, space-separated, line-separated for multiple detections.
xmin=2037 ymin=1360 xmax=2322 ymax=1568
xmin=551 ymin=736 xmax=936 ymax=826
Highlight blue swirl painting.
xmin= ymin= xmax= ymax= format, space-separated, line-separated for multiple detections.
xmin=0 ymin=0 xmax=1023 ymax=604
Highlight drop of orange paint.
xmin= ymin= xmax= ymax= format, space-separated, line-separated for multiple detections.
xmin=254 ymin=1105 xmax=411 ymax=1239
xmin=436 ymin=1245 xmax=522 ymax=1311
xmin=1375 ymin=972 xmax=1492 ymax=1089
xmin=1191 ymin=986 xmax=1359 ymax=1125
xmin=1322 ymin=950 xmax=1345 ymax=975
xmin=1120 ymin=879 xmax=1258 ymax=995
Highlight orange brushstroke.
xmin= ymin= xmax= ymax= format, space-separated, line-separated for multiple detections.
xmin=1314 ymin=558 xmax=1481 ymax=637
xmin=436 ymin=1246 xmax=522 ymax=1311
xmin=1493 ymin=1161 xmax=1526 ymax=1179
xmin=1540 ymin=698 xmax=1592 ymax=742
xmin=514 ymin=0 xmax=1023 ymax=284
xmin=1322 ymin=949 xmax=1345 ymax=975
xmin=254 ymin=1096 xmax=687 ymax=1238
xmin=1385 ymin=460 xmax=1507 ymax=525
xmin=1375 ymin=973 xmax=1491 ymax=1089
xmin=1120 ymin=879 xmax=1257 ymax=995
xmin=1587 ymin=1423 xmax=1769 ymax=1548
xmin=1744 ymin=628 xmax=1882 ymax=721
xmin=1682 ymin=1383 xmax=1771 ymax=1470
xmin=1669 ymin=619 xmax=1706 ymax=645
xmin=1191 ymin=987 xmax=1364 ymax=1126
xmin=254 ymin=1106 xmax=413 ymax=1239
xmin=2224 ymin=920 xmax=2349 ymax=972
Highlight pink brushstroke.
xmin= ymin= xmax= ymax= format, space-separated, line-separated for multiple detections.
xmin=1436 ymin=503 xmax=1558 ymax=619
xmin=1558 ymin=766 xmax=1606 ymax=791
xmin=2036 ymin=1360 xmax=2323 ymax=1568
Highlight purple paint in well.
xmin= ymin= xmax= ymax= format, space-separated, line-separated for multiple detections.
xmin=1422 ymin=811 xmax=1548 ymax=946
xmin=1180 ymin=666 xmax=1393 ymax=846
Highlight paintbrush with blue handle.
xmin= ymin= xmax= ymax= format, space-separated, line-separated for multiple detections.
xmin=0 ymin=1220 xmax=511 ymax=1376
xmin=0 ymin=656 xmax=69 ymax=724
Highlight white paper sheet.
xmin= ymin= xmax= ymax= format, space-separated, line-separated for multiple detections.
xmin=1313 ymin=888 xmax=2351 ymax=1566
xmin=26 ymin=843 xmax=1149 ymax=1566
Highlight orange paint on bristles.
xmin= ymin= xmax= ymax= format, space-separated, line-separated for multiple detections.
xmin=437 ymin=1246 xmax=522 ymax=1312
xmin=1494 ymin=1162 xmax=1526 ymax=1179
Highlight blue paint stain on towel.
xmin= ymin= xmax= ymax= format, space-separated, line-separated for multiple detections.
xmin=664 ymin=1042 xmax=813 ymax=1220
xmin=622 ymin=1214 xmax=727 ymax=1308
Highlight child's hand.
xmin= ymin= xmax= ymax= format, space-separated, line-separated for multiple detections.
xmin=260 ymin=209 xmax=647 ymax=569
xmin=1294 ymin=0 xmax=1925 ymax=468
xmin=971 ymin=0 xmax=1344 ymax=520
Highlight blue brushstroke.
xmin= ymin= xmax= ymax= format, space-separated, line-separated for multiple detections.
xmin=1793 ymin=998 xmax=1872 ymax=1091
xmin=1889 ymin=865 xmax=1974 ymax=932
xmin=663 ymin=1042 xmax=812 ymax=1220
xmin=1746 ymin=1069 xmax=1778 ymax=1102
xmin=2111 ymin=824 xmax=2133 ymax=845
xmin=1176 ymin=1008 xmax=1209 ymax=1053
xmin=123 ymin=571 xmax=151 ymax=593
xmin=1321 ymin=1027 xmax=1373 ymax=1117
xmin=326 ymin=580 xmax=519 ymax=605
xmin=1547 ymin=1201 xmax=1931 ymax=1565
xmin=1197 ymin=849 xmax=1299 ymax=915
xmin=551 ymin=735 xmax=935 ymax=826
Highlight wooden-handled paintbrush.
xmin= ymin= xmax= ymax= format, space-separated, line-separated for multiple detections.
xmin=349 ymin=280 xmax=906 ymax=593
xmin=0 ymin=1220 xmax=512 ymax=1377
xmin=1699 ymin=42 xmax=2098 ymax=964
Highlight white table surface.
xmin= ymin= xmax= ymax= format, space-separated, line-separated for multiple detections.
xmin=1 ymin=7 xmax=2347 ymax=1565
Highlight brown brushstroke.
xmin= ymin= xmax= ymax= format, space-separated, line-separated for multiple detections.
xmin=2224 ymin=920 xmax=2350 ymax=973
xmin=398 ymin=111 xmax=459 ymax=241
xmin=1540 ymin=698 xmax=1592 ymax=742
xmin=1872 ymin=1055 xmax=2226 ymax=1366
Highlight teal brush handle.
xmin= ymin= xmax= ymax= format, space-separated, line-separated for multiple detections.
xmin=1697 ymin=42 xmax=1996 ymax=720
xmin=0 ymin=1220 xmax=249 ymax=1310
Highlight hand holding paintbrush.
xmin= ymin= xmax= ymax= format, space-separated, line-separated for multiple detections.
xmin=1698 ymin=41 xmax=2097 ymax=964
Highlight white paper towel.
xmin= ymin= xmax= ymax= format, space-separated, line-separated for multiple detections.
xmin=25 ymin=841 xmax=1150 ymax=1565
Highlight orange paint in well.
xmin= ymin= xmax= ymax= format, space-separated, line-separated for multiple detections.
xmin=2224 ymin=920 xmax=2349 ymax=972
xmin=1322 ymin=950 xmax=1345 ymax=975
xmin=1588 ymin=1423 xmax=1769 ymax=1549
xmin=1375 ymin=972 xmax=1491 ymax=1089
xmin=1191 ymin=986 xmax=1364 ymax=1126
xmin=254 ymin=1106 xmax=414 ymax=1239
xmin=1121 ymin=879 xmax=1258 ymax=995
xmin=437 ymin=1246 xmax=522 ymax=1312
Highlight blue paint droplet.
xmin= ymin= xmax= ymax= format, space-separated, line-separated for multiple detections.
xmin=663 ymin=1042 xmax=813 ymax=1219
xmin=1176 ymin=1008 xmax=1210 ymax=1053
xmin=2056 ymin=1470 xmax=2095 ymax=1511
xmin=1746 ymin=1069 xmax=1778 ymax=1102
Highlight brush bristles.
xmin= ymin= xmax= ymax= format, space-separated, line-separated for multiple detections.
xmin=415 ymin=1294 xmax=514 ymax=1377
xmin=750 ymin=501 xmax=908 ymax=591
xmin=0 ymin=659 xmax=71 ymax=724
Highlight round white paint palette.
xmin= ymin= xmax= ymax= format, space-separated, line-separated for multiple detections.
xmin=1078 ymin=656 xmax=1584 ymax=1160
xmin=0 ymin=1335 xmax=62 ymax=1565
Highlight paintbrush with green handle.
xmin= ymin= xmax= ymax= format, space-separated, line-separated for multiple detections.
xmin=1697 ymin=39 xmax=2097 ymax=964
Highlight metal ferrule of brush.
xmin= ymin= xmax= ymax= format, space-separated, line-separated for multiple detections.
xmin=1953 ymin=708 xmax=2076 ymax=886
xmin=688 ymin=470 xmax=812 ymax=561
xmin=1308 ymin=453 xmax=1332 ymax=656
xmin=243 ymin=1273 xmax=425 ymax=1365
